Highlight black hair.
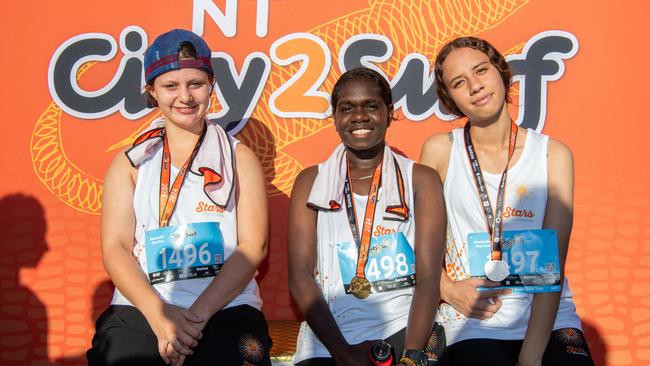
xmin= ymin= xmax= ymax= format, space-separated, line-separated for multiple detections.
xmin=331 ymin=67 xmax=393 ymax=111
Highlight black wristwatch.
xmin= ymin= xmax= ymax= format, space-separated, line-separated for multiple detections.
xmin=400 ymin=349 xmax=427 ymax=366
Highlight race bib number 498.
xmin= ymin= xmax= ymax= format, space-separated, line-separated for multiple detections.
xmin=337 ymin=232 xmax=416 ymax=295
xmin=145 ymin=222 xmax=224 ymax=285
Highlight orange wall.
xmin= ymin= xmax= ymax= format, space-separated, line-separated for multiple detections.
xmin=1 ymin=1 xmax=648 ymax=365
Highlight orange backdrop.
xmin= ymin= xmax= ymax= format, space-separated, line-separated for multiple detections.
xmin=1 ymin=1 xmax=648 ymax=365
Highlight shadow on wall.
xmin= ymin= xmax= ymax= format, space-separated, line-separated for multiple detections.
xmin=0 ymin=195 xmax=116 ymax=366
xmin=55 ymin=280 xmax=114 ymax=365
xmin=0 ymin=194 xmax=50 ymax=365
xmin=582 ymin=319 xmax=607 ymax=366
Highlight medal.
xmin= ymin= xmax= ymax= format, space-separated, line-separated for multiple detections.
xmin=464 ymin=121 xmax=518 ymax=281
xmin=349 ymin=276 xmax=372 ymax=299
xmin=343 ymin=160 xmax=382 ymax=299
xmin=484 ymin=259 xmax=510 ymax=281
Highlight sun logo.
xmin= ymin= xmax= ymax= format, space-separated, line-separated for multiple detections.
xmin=516 ymin=185 xmax=530 ymax=198
xmin=513 ymin=184 xmax=533 ymax=210
xmin=237 ymin=334 xmax=265 ymax=362
xmin=425 ymin=328 xmax=444 ymax=360
xmin=555 ymin=328 xmax=583 ymax=346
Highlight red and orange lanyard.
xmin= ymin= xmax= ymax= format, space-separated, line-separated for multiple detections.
xmin=463 ymin=121 xmax=518 ymax=260
xmin=343 ymin=161 xmax=383 ymax=280
xmin=158 ymin=129 xmax=205 ymax=228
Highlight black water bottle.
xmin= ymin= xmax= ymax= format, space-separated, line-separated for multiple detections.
xmin=368 ymin=340 xmax=394 ymax=366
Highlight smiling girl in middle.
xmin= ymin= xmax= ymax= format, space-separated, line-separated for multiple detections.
xmin=288 ymin=67 xmax=446 ymax=366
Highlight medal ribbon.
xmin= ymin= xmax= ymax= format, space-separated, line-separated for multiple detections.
xmin=159 ymin=128 xmax=206 ymax=228
xmin=463 ymin=121 xmax=518 ymax=260
xmin=343 ymin=160 xmax=382 ymax=279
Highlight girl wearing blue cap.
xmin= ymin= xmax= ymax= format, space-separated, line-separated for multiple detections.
xmin=87 ymin=29 xmax=272 ymax=366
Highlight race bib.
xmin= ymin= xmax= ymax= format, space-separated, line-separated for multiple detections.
xmin=468 ymin=229 xmax=561 ymax=293
xmin=337 ymin=232 xmax=416 ymax=295
xmin=145 ymin=222 xmax=224 ymax=285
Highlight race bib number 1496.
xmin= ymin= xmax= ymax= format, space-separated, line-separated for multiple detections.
xmin=145 ymin=222 xmax=224 ymax=285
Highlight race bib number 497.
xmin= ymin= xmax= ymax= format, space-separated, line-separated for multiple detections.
xmin=145 ymin=222 xmax=224 ymax=285
xmin=468 ymin=229 xmax=561 ymax=293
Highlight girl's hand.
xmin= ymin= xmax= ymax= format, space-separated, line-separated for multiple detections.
xmin=442 ymin=277 xmax=511 ymax=319
xmin=145 ymin=303 xmax=204 ymax=364
xmin=168 ymin=310 xmax=211 ymax=366
xmin=333 ymin=340 xmax=378 ymax=366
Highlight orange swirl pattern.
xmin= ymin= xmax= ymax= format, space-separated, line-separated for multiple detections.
xmin=239 ymin=0 xmax=528 ymax=195
xmin=29 ymin=0 xmax=528 ymax=211
xmin=31 ymin=63 xmax=103 ymax=215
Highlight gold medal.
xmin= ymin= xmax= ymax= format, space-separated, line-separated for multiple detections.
xmin=349 ymin=276 xmax=372 ymax=299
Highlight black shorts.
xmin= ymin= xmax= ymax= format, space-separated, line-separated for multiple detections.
xmin=442 ymin=328 xmax=594 ymax=366
xmin=295 ymin=327 xmax=407 ymax=366
xmin=87 ymin=304 xmax=272 ymax=366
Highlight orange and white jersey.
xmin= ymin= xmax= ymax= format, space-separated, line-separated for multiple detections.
xmin=294 ymin=154 xmax=417 ymax=363
xmin=439 ymin=127 xmax=581 ymax=345
xmin=111 ymin=136 xmax=262 ymax=311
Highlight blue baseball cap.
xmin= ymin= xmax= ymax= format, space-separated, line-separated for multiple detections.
xmin=144 ymin=29 xmax=214 ymax=83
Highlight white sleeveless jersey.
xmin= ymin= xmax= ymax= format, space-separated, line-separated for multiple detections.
xmin=111 ymin=139 xmax=262 ymax=310
xmin=293 ymin=155 xmax=417 ymax=363
xmin=438 ymin=127 xmax=581 ymax=345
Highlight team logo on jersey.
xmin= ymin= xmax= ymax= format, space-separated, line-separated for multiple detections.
xmin=503 ymin=184 xmax=536 ymax=219
xmin=503 ymin=206 xmax=535 ymax=219
xmin=372 ymin=225 xmax=396 ymax=237
xmin=195 ymin=201 xmax=225 ymax=214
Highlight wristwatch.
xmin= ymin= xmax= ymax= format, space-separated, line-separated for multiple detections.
xmin=400 ymin=349 xmax=427 ymax=366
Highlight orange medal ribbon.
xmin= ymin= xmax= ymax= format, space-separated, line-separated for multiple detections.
xmin=344 ymin=160 xmax=382 ymax=299
xmin=158 ymin=129 xmax=205 ymax=228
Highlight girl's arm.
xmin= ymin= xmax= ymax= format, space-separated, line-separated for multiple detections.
xmin=288 ymin=167 xmax=375 ymax=366
xmin=189 ymin=144 xmax=269 ymax=320
xmin=403 ymin=164 xmax=446 ymax=351
xmin=419 ymin=134 xmax=510 ymax=321
xmin=519 ymin=139 xmax=574 ymax=366
xmin=102 ymin=151 xmax=202 ymax=363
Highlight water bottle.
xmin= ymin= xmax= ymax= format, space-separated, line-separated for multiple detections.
xmin=368 ymin=340 xmax=394 ymax=366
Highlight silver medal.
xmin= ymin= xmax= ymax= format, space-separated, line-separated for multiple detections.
xmin=484 ymin=259 xmax=510 ymax=282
